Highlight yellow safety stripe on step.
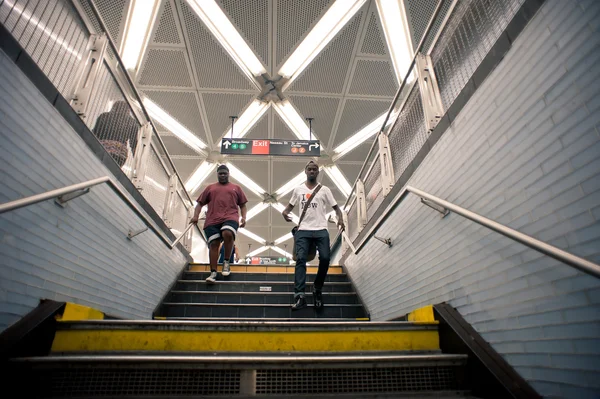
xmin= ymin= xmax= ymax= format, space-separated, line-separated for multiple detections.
xmin=407 ymin=305 xmax=436 ymax=323
xmin=59 ymin=303 xmax=104 ymax=321
xmin=188 ymin=265 xmax=344 ymax=274
xmin=51 ymin=329 xmax=439 ymax=353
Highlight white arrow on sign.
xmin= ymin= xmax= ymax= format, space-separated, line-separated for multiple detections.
xmin=309 ymin=143 xmax=320 ymax=151
xmin=223 ymin=141 xmax=231 ymax=149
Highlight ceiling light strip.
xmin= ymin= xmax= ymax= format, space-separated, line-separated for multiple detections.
xmin=238 ymin=228 xmax=267 ymax=245
xmin=226 ymin=162 xmax=267 ymax=197
xmin=122 ymin=0 xmax=160 ymax=70
xmin=324 ymin=165 xmax=352 ymax=197
xmin=185 ymin=161 xmax=217 ymax=193
xmin=226 ymin=100 xmax=270 ymax=139
xmin=375 ymin=0 xmax=413 ymax=83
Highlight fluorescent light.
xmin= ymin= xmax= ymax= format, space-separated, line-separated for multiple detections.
xmin=375 ymin=0 xmax=413 ymax=83
xmin=144 ymin=98 xmax=207 ymax=152
xmin=185 ymin=161 xmax=216 ymax=193
xmin=270 ymin=246 xmax=293 ymax=259
xmin=271 ymin=203 xmax=299 ymax=224
xmin=275 ymin=170 xmax=307 ymax=197
xmin=122 ymin=0 xmax=159 ymax=70
xmin=226 ymin=162 xmax=267 ymax=197
xmin=279 ymin=0 xmax=367 ymax=82
xmin=272 ymin=100 xmax=317 ymax=141
xmin=247 ymin=245 xmax=269 ymax=257
xmin=274 ymin=232 xmax=294 ymax=245
xmin=324 ymin=165 xmax=352 ymax=197
xmin=246 ymin=202 xmax=269 ymax=221
xmin=226 ymin=100 xmax=270 ymax=139
xmin=185 ymin=0 xmax=266 ymax=82
xmin=333 ymin=112 xmax=397 ymax=160
xmin=239 ymin=228 xmax=267 ymax=244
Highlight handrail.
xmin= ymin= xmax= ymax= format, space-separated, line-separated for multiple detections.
xmin=0 ymin=177 xmax=191 ymax=250
xmin=352 ymin=184 xmax=600 ymax=279
xmin=406 ymin=186 xmax=600 ymax=279
xmin=70 ymin=0 xmax=200 ymax=208
xmin=342 ymin=0 xmax=448 ymax=211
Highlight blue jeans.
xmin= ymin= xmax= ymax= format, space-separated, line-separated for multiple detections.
xmin=294 ymin=229 xmax=330 ymax=298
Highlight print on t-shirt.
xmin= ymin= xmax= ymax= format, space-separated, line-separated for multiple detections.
xmin=300 ymin=193 xmax=318 ymax=209
xmin=290 ymin=184 xmax=337 ymax=231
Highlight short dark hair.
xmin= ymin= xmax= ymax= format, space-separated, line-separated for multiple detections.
xmin=217 ymin=164 xmax=229 ymax=172
xmin=305 ymin=160 xmax=319 ymax=170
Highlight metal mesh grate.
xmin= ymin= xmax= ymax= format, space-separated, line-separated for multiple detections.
xmin=0 ymin=0 xmax=90 ymax=97
xmin=287 ymin=9 xmax=364 ymax=94
xmin=349 ymin=59 xmax=398 ymax=97
xmin=256 ymin=366 xmax=460 ymax=394
xmin=431 ymin=0 xmax=525 ymax=109
xmin=138 ymin=48 xmax=193 ymax=87
xmin=364 ymin=156 xmax=383 ymax=217
xmin=180 ymin=0 xmax=256 ymax=91
xmin=140 ymin=148 xmax=170 ymax=216
xmin=404 ymin=0 xmax=453 ymax=54
xmin=38 ymin=368 xmax=240 ymax=396
xmin=347 ymin=200 xmax=359 ymax=241
xmin=153 ymin=0 xmax=181 ymax=44
xmin=388 ymin=84 xmax=427 ymax=180
xmin=173 ymin=194 xmax=190 ymax=233
xmin=361 ymin=12 xmax=387 ymax=55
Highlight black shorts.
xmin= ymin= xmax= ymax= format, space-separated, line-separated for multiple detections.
xmin=204 ymin=220 xmax=239 ymax=244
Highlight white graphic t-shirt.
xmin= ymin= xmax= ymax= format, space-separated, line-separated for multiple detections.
xmin=289 ymin=183 xmax=337 ymax=231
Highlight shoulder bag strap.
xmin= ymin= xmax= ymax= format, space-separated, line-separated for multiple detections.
xmin=297 ymin=184 xmax=322 ymax=229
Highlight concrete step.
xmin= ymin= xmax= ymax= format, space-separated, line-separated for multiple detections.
xmin=181 ymin=271 xmax=350 ymax=282
xmin=174 ymin=280 xmax=355 ymax=292
xmin=166 ymin=291 xmax=361 ymax=304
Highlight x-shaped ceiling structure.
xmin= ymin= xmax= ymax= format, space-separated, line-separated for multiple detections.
xmin=98 ymin=0 xmax=418 ymax=258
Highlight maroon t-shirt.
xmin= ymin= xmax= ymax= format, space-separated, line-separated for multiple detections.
xmin=197 ymin=182 xmax=248 ymax=227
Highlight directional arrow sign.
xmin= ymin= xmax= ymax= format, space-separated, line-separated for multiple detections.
xmin=221 ymin=139 xmax=320 ymax=157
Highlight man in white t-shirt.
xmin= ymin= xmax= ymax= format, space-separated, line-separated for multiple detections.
xmin=282 ymin=160 xmax=345 ymax=311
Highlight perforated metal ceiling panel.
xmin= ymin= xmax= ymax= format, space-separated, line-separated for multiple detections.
xmin=138 ymin=49 xmax=193 ymax=87
xmin=173 ymin=158 xmax=204 ymax=182
xmin=247 ymin=202 xmax=270 ymax=228
xmin=178 ymin=0 xmax=258 ymax=91
xmin=348 ymin=59 xmax=397 ymax=97
xmin=217 ymin=0 xmax=270 ymax=69
xmin=273 ymin=112 xmax=299 ymax=141
xmin=287 ymin=95 xmax=340 ymax=149
xmin=337 ymin=163 xmax=364 ymax=185
xmin=244 ymin=110 xmax=270 ymax=139
xmin=275 ymin=0 xmax=335 ymax=68
xmin=143 ymin=90 xmax=206 ymax=141
xmin=286 ymin=6 xmax=366 ymax=94
xmin=360 ymin=11 xmax=388 ymax=56
xmin=337 ymin=140 xmax=374 ymax=162
xmin=202 ymin=93 xmax=256 ymax=144
xmin=272 ymin=158 xmax=310 ymax=195
xmin=91 ymin=0 xmax=129 ymax=46
xmin=153 ymin=0 xmax=183 ymax=45
xmin=160 ymin=135 xmax=203 ymax=156
xmin=229 ymin=159 xmax=270 ymax=194
xmin=332 ymin=99 xmax=389 ymax=147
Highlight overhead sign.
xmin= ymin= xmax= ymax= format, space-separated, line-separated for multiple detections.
xmin=244 ymin=256 xmax=290 ymax=265
xmin=221 ymin=139 xmax=320 ymax=157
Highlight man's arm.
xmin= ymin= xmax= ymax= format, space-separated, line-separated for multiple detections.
xmin=190 ymin=201 xmax=205 ymax=224
xmin=333 ymin=205 xmax=345 ymax=231
xmin=282 ymin=203 xmax=294 ymax=222
xmin=239 ymin=203 xmax=247 ymax=228
xmin=234 ymin=246 xmax=240 ymax=262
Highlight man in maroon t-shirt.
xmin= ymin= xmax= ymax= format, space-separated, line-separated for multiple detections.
xmin=190 ymin=165 xmax=248 ymax=282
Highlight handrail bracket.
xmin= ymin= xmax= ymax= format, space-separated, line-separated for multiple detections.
xmin=421 ymin=198 xmax=450 ymax=218
xmin=54 ymin=188 xmax=90 ymax=208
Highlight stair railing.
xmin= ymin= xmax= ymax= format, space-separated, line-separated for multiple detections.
xmin=0 ymin=176 xmax=196 ymax=250
xmin=353 ymin=185 xmax=600 ymax=279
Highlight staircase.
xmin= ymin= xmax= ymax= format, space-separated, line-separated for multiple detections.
xmin=3 ymin=265 xmax=481 ymax=398
xmin=154 ymin=263 xmax=369 ymax=321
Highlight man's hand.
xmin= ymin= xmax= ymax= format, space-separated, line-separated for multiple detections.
xmin=240 ymin=218 xmax=246 ymax=228
xmin=189 ymin=217 xmax=199 ymax=225
xmin=337 ymin=219 xmax=345 ymax=231
xmin=282 ymin=212 xmax=292 ymax=222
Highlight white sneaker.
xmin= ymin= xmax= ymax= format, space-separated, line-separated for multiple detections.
xmin=206 ymin=271 xmax=217 ymax=283
xmin=222 ymin=262 xmax=231 ymax=277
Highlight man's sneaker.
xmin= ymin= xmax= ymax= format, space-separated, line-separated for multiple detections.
xmin=313 ymin=288 xmax=323 ymax=309
xmin=205 ymin=271 xmax=217 ymax=283
xmin=291 ymin=296 xmax=307 ymax=311
xmin=222 ymin=261 xmax=231 ymax=277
